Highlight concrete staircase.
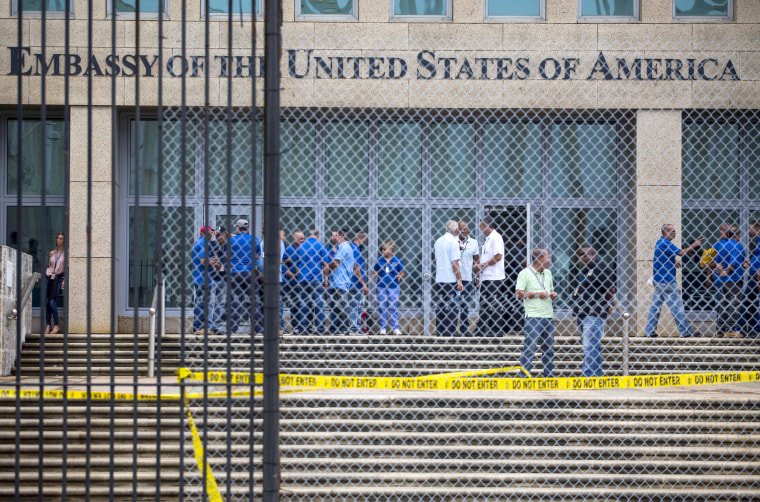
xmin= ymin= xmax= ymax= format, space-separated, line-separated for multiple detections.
xmin=4 ymin=332 xmax=760 ymax=500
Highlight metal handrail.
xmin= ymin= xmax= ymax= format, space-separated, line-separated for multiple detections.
xmin=148 ymin=276 xmax=165 ymax=378
xmin=6 ymin=272 xmax=41 ymax=322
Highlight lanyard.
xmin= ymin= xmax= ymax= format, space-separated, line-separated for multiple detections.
xmin=53 ymin=250 xmax=62 ymax=272
xmin=528 ymin=266 xmax=546 ymax=291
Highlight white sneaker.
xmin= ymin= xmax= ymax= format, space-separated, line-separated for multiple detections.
xmin=379 ymin=329 xmax=387 ymax=335
xmin=392 ymin=329 xmax=402 ymax=335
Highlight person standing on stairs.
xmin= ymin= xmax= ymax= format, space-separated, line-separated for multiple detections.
xmin=45 ymin=232 xmax=66 ymax=335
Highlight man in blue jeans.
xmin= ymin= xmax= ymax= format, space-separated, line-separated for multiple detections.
xmin=572 ymin=246 xmax=616 ymax=377
xmin=645 ymin=224 xmax=703 ymax=338
xmin=348 ymin=230 xmax=369 ymax=335
xmin=324 ymin=229 xmax=355 ymax=335
xmin=515 ymin=249 xmax=557 ymax=378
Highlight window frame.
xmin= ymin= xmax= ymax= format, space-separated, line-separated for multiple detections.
xmin=295 ymin=0 xmax=358 ymax=21
xmin=389 ymin=0 xmax=453 ymax=22
xmin=577 ymin=0 xmax=639 ymax=22
xmin=11 ymin=0 xmax=74 ymax=17
xmin=107 ymin=0 xmax=170 ymax=19
xmin=484 ymin=0 xmax=545 ymax=22
xmin=201 ymin=0 xmax=263 ymax=20
xmin=672 ymin=0 xmax=733 ymax=22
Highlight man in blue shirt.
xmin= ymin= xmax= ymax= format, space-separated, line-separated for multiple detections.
xmin=325 ymin=229 xmax=355 ymax=335
xmin=708 ymin=225 xmax=747 ymax=338
xmin=191 ymin=226 xmax=214 ymax=334
xmin=296 ymin=230 xmax=329 ymax=334
xmin=227 ymin=219 xmax=262 ymax=335
xmin=644 ymin=224 xmax=703 ymax=338
xmin=283 ymin=231 xmax=305 ymax=334
xmin=740 ymin=221 xmax=760 ymax=338
xmin=348 ymin=230 xmax=369 ymax=335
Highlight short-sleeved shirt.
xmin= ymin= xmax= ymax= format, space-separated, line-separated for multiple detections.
xmin=283 ymin=244 xmax=298 ymax=284
xmin=515 ymin=266 xmax=554 ymax=318
xmin=434 ymin=232 xmax=460 ymax=284
xmin=458 ymin=237 xmax=479 ymax=282
xmin=296 ymin=237 xmax=329 ymax=282
xmin=652 ymin=237 xmax=682 ymax=284
xmin=714 ymin=239 xmax=745 ymax=284
xmin=480 ymin=230 xmax=506 ymax=281
xmin=328 ymin=241 xmax=355 ymax=291
xmin=350 ymin=242 xmax=366 ymax=289
xmin=572 ymin=261 xmax=616 ymax=319
xmin=208 ymin=239 xmax=226 ymax=282
xmin=230 ymin=233 xmax=259 ymax=274
xmin=750 ymin=237 xmax=760 ymax=275
xmin=191 ymin=236 xmax=208 ymax=285
xmin=374 ymin=256 xmax=404 ymax=289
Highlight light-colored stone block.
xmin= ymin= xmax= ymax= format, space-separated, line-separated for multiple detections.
xmin=409 ymin=23 xmax=501 ymax=51
xmin=70 ymin=107 xmax=113 ymax=183
xmin=358 ymin=0 xmax=389 ymax=22
xmin=217 ymin=19 xmax=263 ymax=50
xmin=641 ymin=0 xmax=673 ymax=23
xmin=283 ymin=21 xmax=315 ymax=49
xmin=636 ymin=185 xmax=682 ymax=261
xmin=315 ymin=22 xmax=408 ymax=50
xmin=410 ymin=78 xmax=499 ymax=108
xmin=637 ymin=110 xmax=682 ymax=186
xmin=693 ymin=24 xmax=760 ymax=51
xmin=315 ymin=78 xmax=409 ymax=108
xmin=737 ymin=51 xmax=760 ymax=81
xmin=281 ymin=77 xmax=315 ymax=107
xmin=692 ymin=81 xmax=760 ymax=109
xmin=502 ymin=79 xmax=597 ymax=108
xmin=69 ymin=182 xmax=114 ymax=260
xmin=218 ymin=77 xmax=260 ymax=107
xmin=504 ymin=24 xmax=596 ymax=51
xmin=452 ymin=0 xmax=482 ymax=24
xmin=76 ymin=0 xmax=106 ymax=19
xmin=598 ymin=24 xmax=692 ymax=51
xmin=737 ymin=0 xmax=760 ymax=23
xmin=0 ymin=76 xmax=22 ymax=106
xmin=545 ymin=0 xmax=577 ymax=23
xmin=67 ymin=257 xmax=114 ymax=334
xmin=29 ymin=20 xmax=112 ymax=49
xmin=596 ymin=80 xmax=692 ymax=109
xmin=0 ymin=19 xmax=30 ymax=47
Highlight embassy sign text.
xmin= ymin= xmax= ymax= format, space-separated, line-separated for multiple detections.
xmin=7 ymin=47 xmax=741 ymax=82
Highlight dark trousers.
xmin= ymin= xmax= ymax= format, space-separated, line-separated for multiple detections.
xmin=475 ymin=280 xmax=506 ymax=337
xmin=326 ymin=288 xmax=350 ymax=334
xmin=738 ymin=278 xmax=760 ymax=336
xmin=298 ymin=280 xmax=326 ymax=333
xmin=458 ymin=280 xmax=474 ymax=335
xmin=283 ymin=282 xmax=300 ymax=332
xmin=434 ymin=282 xmax=459 ymax=337
xmin=717 ymin=280 xmax=742 ymax=335
xmin=229 ymin=271 xmax=263 ymax=334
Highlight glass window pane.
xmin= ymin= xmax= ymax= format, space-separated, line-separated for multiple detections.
xmin=394 ymin=0 xmax=446 ymax=15
xmin=378 ymin=122 xmax=421 ymax=198
xmin=130 ymin=120 xmax=195 ymax=197
xmin=487 ymin=0 xmax=541 ymax=17
xmin=682 ymin=121 xmax=739 ymax=199
xmin=6 ymin=206 xmax=65 ymax=309
xmin=580 ymin=0 xmax=634 ymax=16
xmin=7 ymin=119 xmax=66 ymax=196
xmin=551 ymin=123 xmax=617 ymax=199
xmin=282 ymin=121 xmax=316 ymax=197
xmin=682 ymin=208 xmax=739 ymax=312
xmin=378 ymin=208 xmax=422 ymax=309
xmin=20 ymin=0 xmax=66 ymax=11
xmin=748 ymin=121 xmax=760 ymax=200
xmin=208 ymin=121 xmax=263 ymax=197
xmin=484 ymin=122 xmax=542 ymax=198
xmin=128 ymin=206 xmax=194 ymax=308
xmin=324 ymin=207 xmax=368 ymax=243
xmin=208 ymin=0 xmax=258 ymax=14
xmin=431 ymin=123 xmax=475 ymax=198
xmin=115 ymin=0 xmax=162 ymax=12
xmin=300 ymin=0 xmax=353 ymax=15
xmin=325 ymin=121 xmax=368 ymax=198
xmin=550 ymin=208 xmax=617 ymax=311
xmin=675 ymin=0 xmax=728 ymax=17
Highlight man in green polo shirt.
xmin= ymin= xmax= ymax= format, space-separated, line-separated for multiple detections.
xmin=515 ymin=249 xmax=558 ymax=378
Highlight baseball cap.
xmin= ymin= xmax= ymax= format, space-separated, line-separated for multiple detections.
xmin=200 ymin=225 xmax=213 ymax=235
xmin=216 ymin=226 xmax=227 ymax=234
xmin=235 ymin=219 xmax=249 ymax=229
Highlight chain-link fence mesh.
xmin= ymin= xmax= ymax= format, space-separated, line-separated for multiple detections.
xmin=5 ymin=3 xmax=760 ymax=502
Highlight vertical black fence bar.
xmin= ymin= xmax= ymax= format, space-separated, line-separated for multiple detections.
xmin=155 ymin=0 xmax=166 ymax=500
xmin=262 ymin=0 xmax=282 ymax=500
xmin=178 ymin=0 xmax=188 ymax=498
xmin=62 ymin=0 xmax=72 ymax=499
xmin=38 ymin=1 xmax=48 ymax=500
xmin=109 ymin=0 xmax=118 ymax=498
xmin=248 ymin=0 xmax=261 ymax=500
xmin=202 ymin=2 xmax=211 ymax=500
xmin=225 ymin=1 xmax=234 ymax=500
xmin=132 ymin=2 xmax=142 ymax=501
xmin=85 ymin=1 xmax=95 ymax=500
xmin=12 ymin=2 xmax=23 ymax=502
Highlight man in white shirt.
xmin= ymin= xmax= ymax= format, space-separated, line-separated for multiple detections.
xmin=434 ymin=220 xmax=463 ymax=337
xmin=457 ymin=221 xmax=480 ymax=336
xmin=473 ymin=216 xmax=506 ymax=337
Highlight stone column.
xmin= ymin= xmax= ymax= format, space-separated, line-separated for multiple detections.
xmin=635 ymin=110 xmax=683 ymax=337
xmin=67 ymin=106 xmax=117 ymax=333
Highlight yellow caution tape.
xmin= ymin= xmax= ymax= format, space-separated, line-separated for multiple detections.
xmin=184 ymin=396 xmax=223 ymax=502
